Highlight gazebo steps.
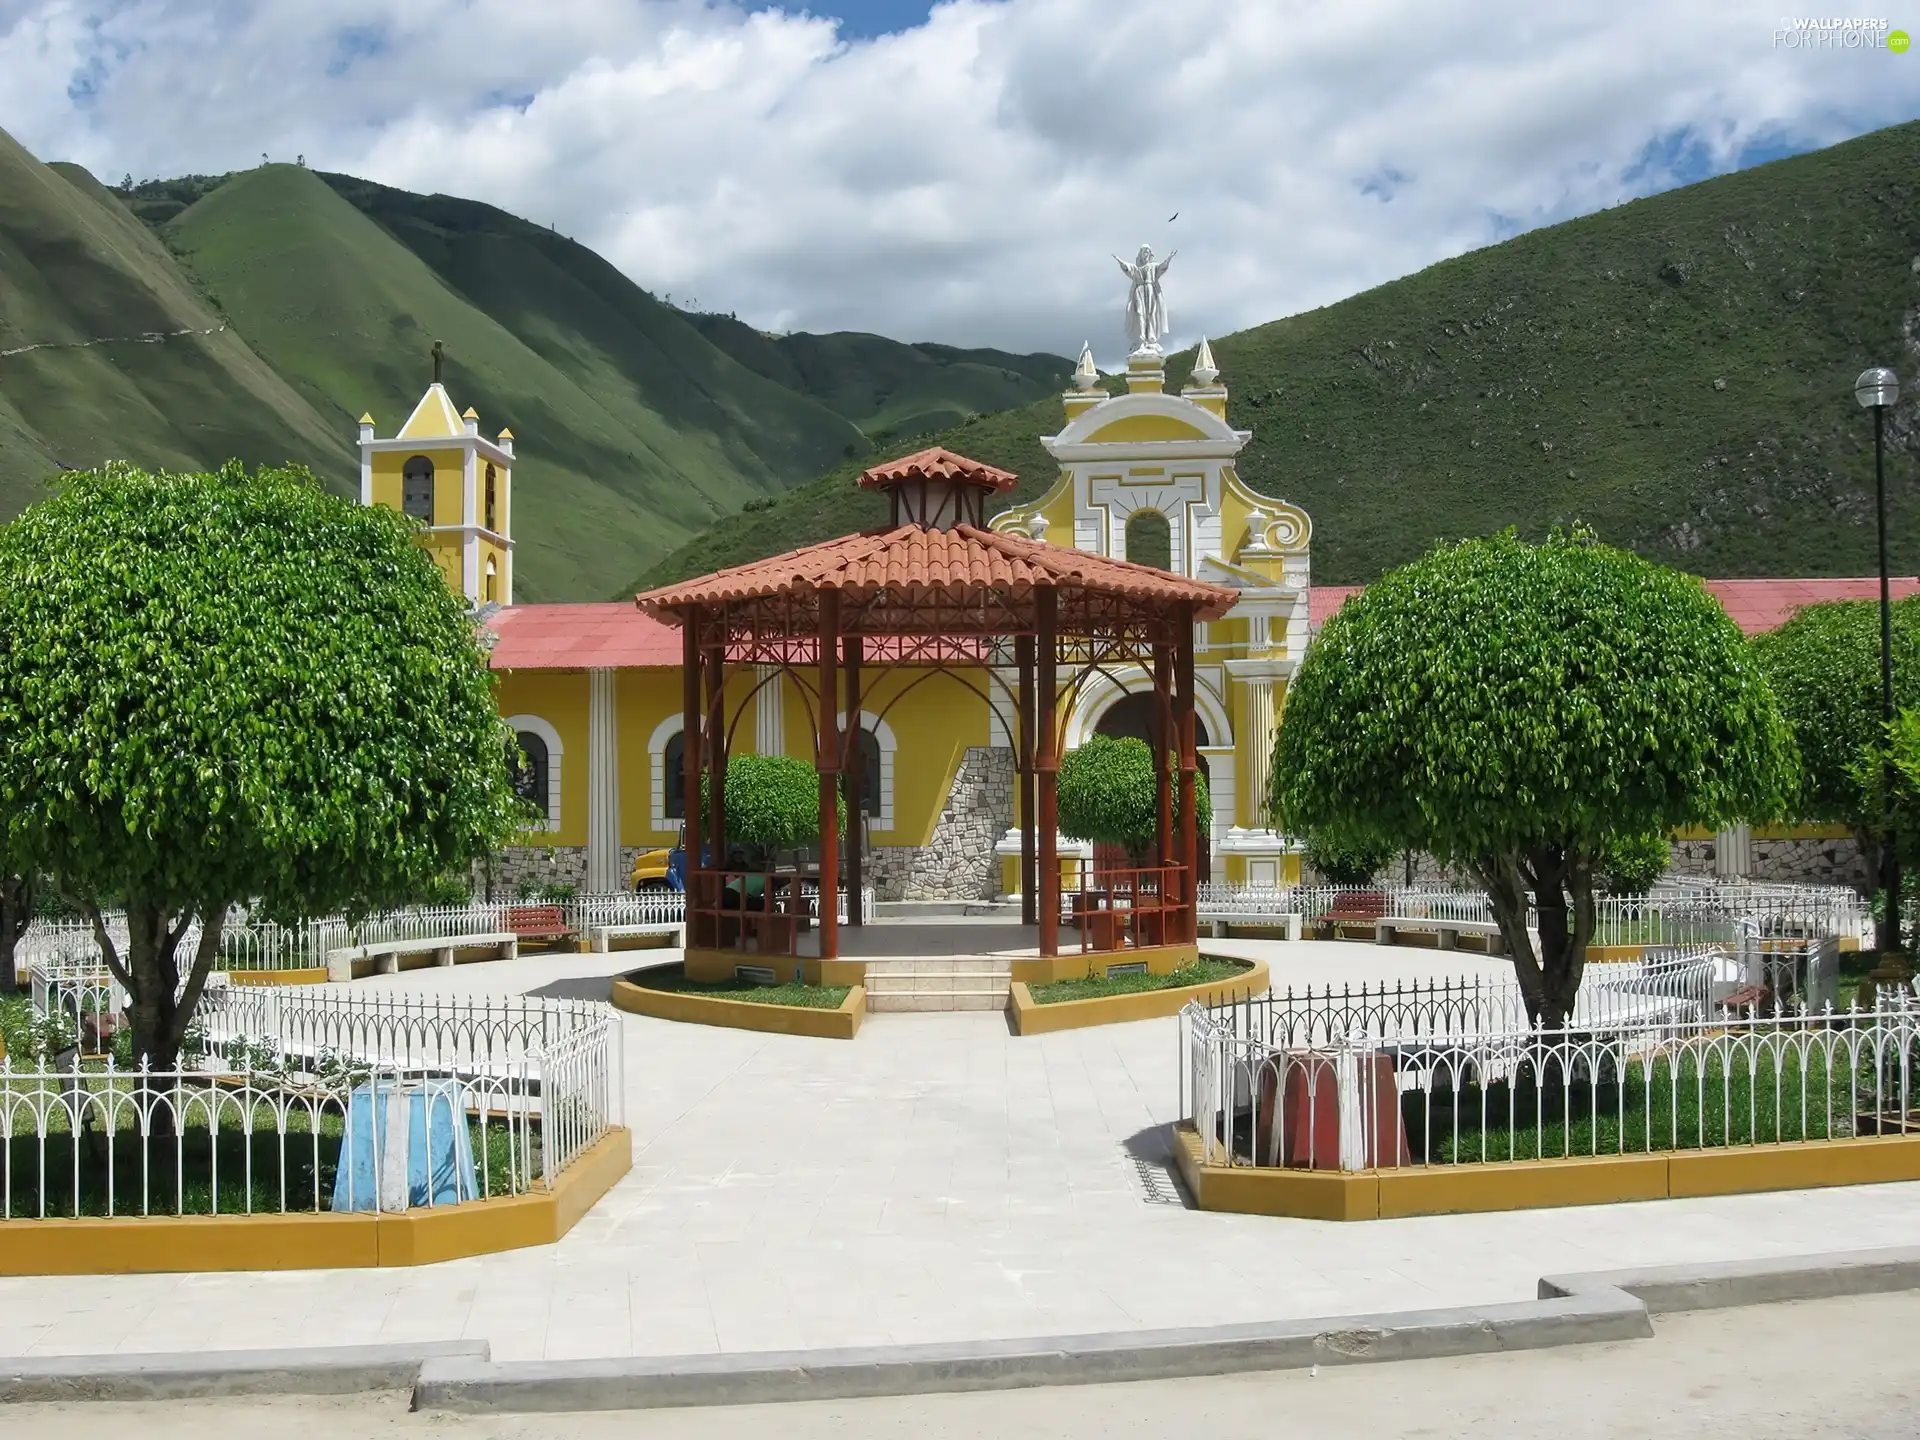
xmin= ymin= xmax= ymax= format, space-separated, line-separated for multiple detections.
xmin=862 ymin=957 xmax=1013 ymax=1012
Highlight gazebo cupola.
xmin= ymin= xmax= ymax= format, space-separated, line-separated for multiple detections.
xmin=859 ymin=446 xmax=1018 ymax=530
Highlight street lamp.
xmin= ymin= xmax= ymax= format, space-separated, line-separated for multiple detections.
xmin=1856 ymin=366 xmax=1906 ymax=975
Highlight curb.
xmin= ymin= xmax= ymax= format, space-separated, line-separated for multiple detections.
xmin=0 ymin=1339 xmax=489 ymax=1402
xmin=8 ymin=1246 xmax=1920 ymax=1411
xmin=411 ymin=1292 xmax=1646 ymax=1413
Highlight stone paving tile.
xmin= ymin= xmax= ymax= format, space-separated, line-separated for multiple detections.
xmin=5 ymin=938 xmax=1918 ymax=1359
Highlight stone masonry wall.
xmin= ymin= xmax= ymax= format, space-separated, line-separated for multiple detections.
xmin=867 ymin=746 xmax=1015 ymax=902
xmin=1670 ymin=835 xmax=1868 ymax=889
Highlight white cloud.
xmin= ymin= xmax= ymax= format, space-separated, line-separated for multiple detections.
xmin=2 ymin=0 xmax=1916 ymax=356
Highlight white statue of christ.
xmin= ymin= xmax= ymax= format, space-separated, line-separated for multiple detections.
xmin=1114 ymin=244 xmax=1175 ymax=355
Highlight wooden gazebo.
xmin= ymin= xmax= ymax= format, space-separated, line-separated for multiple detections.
xmin=635 ymin=447 xmax=1238 ymax=984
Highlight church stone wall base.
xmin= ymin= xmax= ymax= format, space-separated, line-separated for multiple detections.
xmin=1669 ymin=836 xmax=1867 ymax=890
xmin=482 ymin=845 xmax=588 ymax=900
xmin=866 ymin=746 xmax=1015 ymax=902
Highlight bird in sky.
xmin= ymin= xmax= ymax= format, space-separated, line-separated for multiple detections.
xmin=1167 ymin=211 xmax=1179 ymax=223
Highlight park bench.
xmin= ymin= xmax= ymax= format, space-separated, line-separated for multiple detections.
xmin=1316 ymin=890 xmax=1388 ymax=940
xmin=1375 ymin=915 xmax=1509 ymax=955
xmin=505 ymin=904 xmax=574 ymax=949
xmin=325 ymin=933 xmax=518 ymax=983
xmin=1204 ymin=911 xmax=1304 ymax=941
xmin=589 ymin=918 xmax=685 ymax=952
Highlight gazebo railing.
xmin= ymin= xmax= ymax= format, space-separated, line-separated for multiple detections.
xmin=1071 ymin=864 xmax=1190 ymax=953
xmin=687 ymin=870 xmax=805 ymax=956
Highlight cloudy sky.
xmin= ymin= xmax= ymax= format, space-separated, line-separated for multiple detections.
xmin=3 ymin=1 xmax=1918 ymax=357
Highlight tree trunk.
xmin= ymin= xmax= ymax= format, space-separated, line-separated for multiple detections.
xmin=95 ymin=896 xmax=228 ymax=1073
xmin=0 ymin=874 xmax=32 ymax=993
xmin=1471 ymin=846 xmax=1596 ymax=1031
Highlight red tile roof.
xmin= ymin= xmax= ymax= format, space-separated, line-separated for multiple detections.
xmin=635 ymin=524 xmax=1239 ymax=621
xmin=857 ymin=446 xmax=1018 ymax=494
xmin=1309 ymin=577 xmax=1920 ymax=636
xmin=486 ymin=603 xmax=681 ymax=670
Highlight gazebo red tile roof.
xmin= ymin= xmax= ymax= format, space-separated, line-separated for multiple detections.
xmin=635 ymin=523 xmax=1238 ymax=624
xmin=855 ymin=446 xmax=1018 ymax=493
xmin=1309 ymin=576 xmax=1920 ymax=636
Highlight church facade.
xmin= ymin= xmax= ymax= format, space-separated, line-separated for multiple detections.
xmin=357 ymin=335 xmax=1313 ymax=899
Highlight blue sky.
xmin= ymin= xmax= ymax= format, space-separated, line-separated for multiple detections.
xmin=3 ymin=1 xmax=1916 ymax=352
xmin=798 ymin=0 xmax=944 ymax=40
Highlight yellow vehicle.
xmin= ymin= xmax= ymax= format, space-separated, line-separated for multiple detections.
xmin=629 ymin=847 xmax=673 ymax=890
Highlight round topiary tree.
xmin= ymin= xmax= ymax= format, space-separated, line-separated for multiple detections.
xmin=1597 ymin=830 xmax=1672 ymax=896
xmin=1056 ymin=734 xmax=1210 ymax=862
xmin=1302 ymin=830 xmax=1395 ymax=888
xmin=1274 ymin=530 xmax=1796 ymax=1028
xmin=0 ymin=461 xmax=528 ymax=1068
xmin=1752 ymin=597 xmax=1920 ymax=948
xmin=705 ymin=754 xmax=846 ymax=862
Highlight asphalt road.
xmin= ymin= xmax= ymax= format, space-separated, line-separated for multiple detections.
xmin=8 ymin=1290 xmax=1919 ymax=1439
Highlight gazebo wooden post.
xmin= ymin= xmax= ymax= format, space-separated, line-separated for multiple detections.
xmin=1174 ymin=603 xmax=1199 ymax=943
xmin=681 ymin=616 xmax=704 ymax=907
xmin=1153 ymin=629 xmax=1172 ymax=875
xmin=705 ymin=639 xmax=727 ymax=870
xmin=843 ymin=634 xmax=864 ymax=927
xmin=817 ymin=589 xmax=841 ymax=961
xmin=1036 ymin=588 xmax=1059 ymax=958
xmin=1016 ymin=634 xmax=1036 ymax=927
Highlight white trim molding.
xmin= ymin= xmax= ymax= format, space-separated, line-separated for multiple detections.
xmin=838 ymin=709 xmax=897 ymax=835
xmin=647 ymin=711 xmax=684 ymax=836
xmin=587 ymin=669 xmax=621 ymax=892
xmin=503 ymin=713 xmax=564 ymax=833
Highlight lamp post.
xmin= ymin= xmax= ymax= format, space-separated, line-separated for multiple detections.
xmin=1856 ymin=366 xmax=1907 ymax=978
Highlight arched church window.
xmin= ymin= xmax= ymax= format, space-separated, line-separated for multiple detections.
xmin=1124 ymin=509 xmax=1172 ymax=571
xmin=664 ymin=732 xmax=686 ymax=819
xmin=508 ymin=730 xmax=548 ymax=810
xmin=485 ymin=463 xmax=498 ymax=531
xmin=857 ymin=727 xmax=881 ymax=816
xmin=402 ymin=456 xmax=435 ymax=521
xmin=485 ymin=558 xmax=498 ymax=604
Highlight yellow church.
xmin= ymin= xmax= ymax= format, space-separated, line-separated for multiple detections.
xmin=356 ymin=331 xmax=1314 ymax=900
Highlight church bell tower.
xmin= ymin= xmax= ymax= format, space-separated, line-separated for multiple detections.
xmin=356 ymin=342 xmax=516 ymax=607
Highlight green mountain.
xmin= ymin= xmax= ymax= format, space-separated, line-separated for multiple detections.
xmin=632 ymin=120 xmax=1920 ymax=594
xmin=0 ymin=131 xmax=351 ymax=513
xmin=686 ymin=315 xmax=1070 ymax=440
xmin=0 ymin=135 xmax=1067 ymax=600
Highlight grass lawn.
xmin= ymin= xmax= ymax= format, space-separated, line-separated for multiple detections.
xmin=1029 ymin=957 xmax=1252 ymax=1005
xmin=0 ymin=1085 xmax=538 ymax=1218
xmin=629 ymin=964 xmax=850 ymax=1009
xmin=1415 ymin=1045 xmax=1869 ymax=1164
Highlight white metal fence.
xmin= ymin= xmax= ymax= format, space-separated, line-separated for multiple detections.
xmin=1195 ymin=880 xmax=1870 ymax=947
xmin=0 ymin=990 xmax=622 ymax=1219
xmin=1183 ymin=974 xmax=1918 ymax=1172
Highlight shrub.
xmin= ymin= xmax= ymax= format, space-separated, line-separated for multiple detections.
xmin=1599 ymin=831 xmax=1671 ymax=895
xmin=1056 ymin=734 xmax=1211 ymax=861
xmin=1303 ymin=831 xmax=1395 ymax=888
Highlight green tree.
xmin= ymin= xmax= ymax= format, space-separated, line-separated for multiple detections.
xmin=0 ymin=461 xmax=526 ymax=1068
xmin=1597 ymin=830 xmax=1672 ymax=896
xmin=1273 ymin=531 xmax=1795 ymax=1028
xmin=1056 ymin=734 xmax=1211 ymax=862
xmin=1301 ymin=830 xmax=1395 ymax=888
xmin=1752 ymin=597 xmax=1920 ymax=939
xmin=704 ymin=754 xmax=844 ymax=861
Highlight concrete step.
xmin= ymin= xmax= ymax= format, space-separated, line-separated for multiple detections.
xmin=864 ymin=980 xmax=1011 ymax=999
xmin=862 ymin=958 xmax=1014 ymax=977
xmin=867 ymin=989 xmax=1010 ymax=1012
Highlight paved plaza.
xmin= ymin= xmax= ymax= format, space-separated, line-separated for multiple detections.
xmin=9 ymin=1291 xmax=1920 ymax=1437
xmin=1 ymin=937 xmax=1915 ymax=1363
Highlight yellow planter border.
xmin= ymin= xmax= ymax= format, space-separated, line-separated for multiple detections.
xmin=1009 ymin=959 xmax=1268 ymax=1036
xmin=0 ymin=1126 xmax=631 ymax=1275
xmin=1172 ymin=1124 xmax=1920 ymax=1221
xmin=227 ymin=967 xmax=331 ymax=987
xmin=611 ymin=974 xmax=865 ymax=1040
